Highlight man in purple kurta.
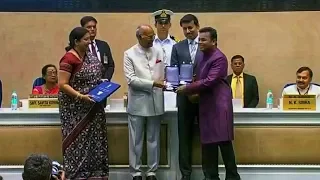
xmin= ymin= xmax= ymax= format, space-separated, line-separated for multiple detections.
xmin=177 ymin=27 xmax=241 ymax=180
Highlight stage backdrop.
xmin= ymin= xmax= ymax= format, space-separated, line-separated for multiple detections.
xmin=0 ymin=11 xmax=319 ymax=107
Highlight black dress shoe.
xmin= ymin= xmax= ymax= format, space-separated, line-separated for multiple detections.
xmin=181 ymin=176 xmax=190 ymax=180
xmin=146 ymin=175 xmax=157 ymax=180
xmin=133 ymin=176 xmax=142 ymax=180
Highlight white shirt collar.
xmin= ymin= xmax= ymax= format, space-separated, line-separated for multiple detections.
xmin=154 ymin=34 xmax=171 ymax=43
xmin=91 ymin=39 xmax=96 ymax=45
xmin=188 ymin=35 xmax=199 ymax=44
xmin=296 ymin=84 xmax=311 ymax=91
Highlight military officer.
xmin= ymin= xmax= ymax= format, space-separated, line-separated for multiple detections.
xmin=152 ymin=9 xmax=179 ymax=66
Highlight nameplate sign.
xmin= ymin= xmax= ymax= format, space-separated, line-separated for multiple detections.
xmin=283 ymin=95 xmax=316 ymax=111
xmin=29 ymin=94 xmax=58 ymax=98
xmin=28 ymin=98 xmax=59 ymax=108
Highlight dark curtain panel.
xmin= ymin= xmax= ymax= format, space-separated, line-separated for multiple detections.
xmin=1 ymin=0 xmax=320 ymax=12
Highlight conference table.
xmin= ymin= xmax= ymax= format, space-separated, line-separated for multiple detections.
xmin=1 ymin=107 xmax=320 ymax=180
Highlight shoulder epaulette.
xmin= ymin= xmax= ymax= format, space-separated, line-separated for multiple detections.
xmin=170 ymin=35 xmax=180 ymax=43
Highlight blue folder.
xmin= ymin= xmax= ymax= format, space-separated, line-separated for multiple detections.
xmin=88 ymin=81 xmax=121 ymax=102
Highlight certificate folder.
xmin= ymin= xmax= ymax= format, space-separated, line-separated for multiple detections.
xmin=88 ymin=81 xmax=121 ymax=102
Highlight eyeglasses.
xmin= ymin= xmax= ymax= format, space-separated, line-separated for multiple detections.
xmin=141 ymin=34 xmax=155 ymax=40
xmin=47 ymin=71 xmax=57 ymax=76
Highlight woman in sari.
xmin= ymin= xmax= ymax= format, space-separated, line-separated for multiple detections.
xmin=58 ymin=27 xmax=109 ymax=179
xmin=32 ymin=64 xmax=59 ymax=95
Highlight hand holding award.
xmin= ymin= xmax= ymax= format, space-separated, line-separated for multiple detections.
xmin=165 ymin=63 xmax=194 ymax=92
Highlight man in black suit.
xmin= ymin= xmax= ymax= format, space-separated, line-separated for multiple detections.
xmin=80 ymin=16 xmax=115 ymax=81
xmin=226 ymin=55 xmax=259 ymax=108
xmin=171 ymin=14 xmax=201 ymax=180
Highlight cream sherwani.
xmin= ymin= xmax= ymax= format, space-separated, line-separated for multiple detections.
xmin=123 ymin=44 xmax=165 ymax=177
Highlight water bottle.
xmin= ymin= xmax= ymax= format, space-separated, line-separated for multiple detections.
xmin=11 ymin=91 xmax=18 ymax=110
xmin=266 ymin=89 xmax=273 ymax=109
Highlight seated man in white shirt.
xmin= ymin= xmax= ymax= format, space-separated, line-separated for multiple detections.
xmin=282 ymin=66 xmax=320 ymax=97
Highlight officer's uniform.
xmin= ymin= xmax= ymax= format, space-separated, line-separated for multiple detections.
xmin=152 ymin=9 xmax=179 ymax=66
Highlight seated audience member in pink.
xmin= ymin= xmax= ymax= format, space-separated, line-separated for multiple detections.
xmin=32 ymin=64 xmax=59 ymax=95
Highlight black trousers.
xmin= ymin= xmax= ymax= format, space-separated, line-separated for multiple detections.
xmin=177 ymin=95 xmax=199 ymax=177
xmin=202 ymin=141 xmax=241 ymax=180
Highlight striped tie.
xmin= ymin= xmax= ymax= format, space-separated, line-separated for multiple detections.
xmin=91 ymin=42 xmax=98 ymax=57
xmin=190 ymin=40 xmax=197 ymax=63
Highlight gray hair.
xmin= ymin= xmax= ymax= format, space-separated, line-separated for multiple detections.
xmin=135 ymin=24 xmax=152 ymax=39
xmin=136 ymin=26 xmax=141 ymax=39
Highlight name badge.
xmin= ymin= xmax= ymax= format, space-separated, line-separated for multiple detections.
xmin=103 ymin=53 xmax=108 ymax=64
xmin=28 ymin=98 xmax=59 ymax=108
xmin=283 ymin=95 xmax=316 ymax=111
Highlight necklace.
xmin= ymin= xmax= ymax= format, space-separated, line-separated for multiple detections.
xmin=43 ymin=85 xmax=53 ymax=94
xmin=297 ymin=86 xmax=310 ymax=95
xmin=73 ymin=48 xmax=85 ymax=60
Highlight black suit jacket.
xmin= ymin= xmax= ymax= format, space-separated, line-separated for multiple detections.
xmin=226 ymin=73 xmax=259 ymax=108
xmin=95 ymin=39 xmax=115 ymax=80
xmin=171 ymin=39 xmax=201 ymax=73
xmin=171 ymin=39 xmax=201 ymax=107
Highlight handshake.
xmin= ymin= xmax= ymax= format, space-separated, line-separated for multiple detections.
xmin=153 ymin=80 xmax=199 ymax=103
xmin=153 ymin=80 xmax=177 ymax=91
xmin=153 ymin=80 xmax=166 ymax=88
xmin=152 ymin=80 xmax=179 ymax=91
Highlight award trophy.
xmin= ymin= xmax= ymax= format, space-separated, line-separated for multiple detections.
xmin=180 ymin=63 xmax=193 ymax=84
xmin=165 ymin=66 xmax=179 ymax=91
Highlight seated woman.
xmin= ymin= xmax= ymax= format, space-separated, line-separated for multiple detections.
xmin=32 ymin=64 xmax=59 ymax=95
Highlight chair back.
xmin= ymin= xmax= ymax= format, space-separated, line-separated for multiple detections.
xmin=32 ymin=77 xmax=46 ymax=90
xmin=283 ymin=83 xmax=296 ymax=89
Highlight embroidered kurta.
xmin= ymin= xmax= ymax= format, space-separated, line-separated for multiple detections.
xmin=185 ymin=48 xmax=234 ymax=144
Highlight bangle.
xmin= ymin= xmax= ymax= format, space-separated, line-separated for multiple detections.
xmin=75 ymin=93 xmax=81 ymax=100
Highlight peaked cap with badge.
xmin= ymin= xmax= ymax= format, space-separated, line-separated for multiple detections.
xmin=152 ymin=9 xmax=173 ymax=24
xmin=151 ymin=9 xmax=180 ymax=42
